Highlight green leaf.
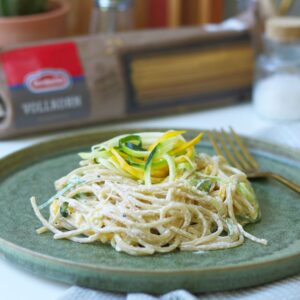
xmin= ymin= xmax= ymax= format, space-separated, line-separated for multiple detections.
xmin=197 ymin=179 xmax=212 ymax=192
xmin=0 ymin=0 xmax=48 ymax=17
xmin=60 ymin=202 xmax=69 ymax=218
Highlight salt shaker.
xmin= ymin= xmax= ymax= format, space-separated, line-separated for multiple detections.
xmin=253 ymin=17 xmax=300 ymax=120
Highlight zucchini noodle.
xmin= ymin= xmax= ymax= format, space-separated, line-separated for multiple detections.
xmin=31 ymin=131 xmax=267 ymax=256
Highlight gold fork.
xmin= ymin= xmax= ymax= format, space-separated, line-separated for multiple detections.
xmin=207 ymin=127 xmax=300 ymax=193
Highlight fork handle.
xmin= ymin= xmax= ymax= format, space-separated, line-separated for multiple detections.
xmin=248 ymin=172 xmax=300 ymax=193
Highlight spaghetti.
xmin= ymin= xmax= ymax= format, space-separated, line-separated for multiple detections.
xmin=31 ymin=131 xmax=266 ymax=256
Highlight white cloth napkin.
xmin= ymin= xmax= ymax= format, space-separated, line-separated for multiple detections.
xmin=57 ymin=123 xmax=300 ymax=300
xmin=58 ymin=275 xmax=300 ymax=300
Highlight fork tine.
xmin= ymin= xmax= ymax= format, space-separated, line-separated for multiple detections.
xmin=221 ymin=129 xmax=253 ymax=171
xmin=216 ymin=130 xmax=243 ymax=169
xmin=207 ymin=130 xmax=224 ymax=158
xmin=229 ymin=127 xmax=259 ymax=170
xmin=208 ymin=130 xmax=242 ymax=169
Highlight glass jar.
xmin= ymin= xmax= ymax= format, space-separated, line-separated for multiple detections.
xmin=253 ymin=17 xmax=300 ymax=120
xmin=92 ymin=0 xmax=134 ymax=33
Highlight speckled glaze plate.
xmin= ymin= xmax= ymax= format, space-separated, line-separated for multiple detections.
xmin=0 ymin=128 xmax=300 ymax=294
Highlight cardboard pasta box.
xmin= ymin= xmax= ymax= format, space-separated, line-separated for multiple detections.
xmin=0 ymin=24 xmax=253 ymax=138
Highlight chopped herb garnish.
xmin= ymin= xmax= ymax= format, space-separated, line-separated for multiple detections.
xmin=197 ymin=179 xmax=212 ymax=192
xmin=60 ymin=202 xmax=69 ymax=217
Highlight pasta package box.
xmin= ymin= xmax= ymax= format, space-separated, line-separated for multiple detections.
xmin=0 ymin=26 xmax=253 ymax=138
xmin=1 ymin=42 xmax=90 ymax=128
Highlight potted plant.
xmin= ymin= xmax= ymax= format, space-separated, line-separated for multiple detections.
xmin=0 ymin=0 xmax=69 ymax=47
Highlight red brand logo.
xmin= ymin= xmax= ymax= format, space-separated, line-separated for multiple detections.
xmin=25 ymin=69 xmax=72 ymax=94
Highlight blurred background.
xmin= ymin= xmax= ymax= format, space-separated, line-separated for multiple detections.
xmin=1 ymin=0 xmax=299 ymax=44
xmin=62 ymin=0 xmax=300 ymax=35
xmin=47 ymin=0 xmax=300 ymax=36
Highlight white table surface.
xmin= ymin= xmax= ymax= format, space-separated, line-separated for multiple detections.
xmin=0 ymin=103 xmax=277 ymax=300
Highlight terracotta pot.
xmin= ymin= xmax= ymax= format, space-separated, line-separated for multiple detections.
xmin=0 ymin=0 xmax=70 ymax=47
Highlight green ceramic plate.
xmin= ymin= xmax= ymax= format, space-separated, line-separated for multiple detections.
xmin=0 ymin=129 xmax=300 ymax=294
